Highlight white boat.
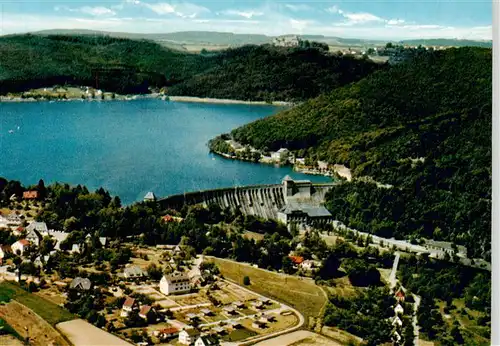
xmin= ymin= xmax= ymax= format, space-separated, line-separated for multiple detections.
xmin=8 ymin=130 xmax=14 ymax=134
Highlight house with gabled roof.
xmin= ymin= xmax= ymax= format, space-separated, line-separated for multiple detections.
xmin=121 ymin=297 xmax=138 ymax=317
xmin=69 ymin=277 xmax=92 ymax=291
xmin=195 ymin=335 xmax=219 ymax=346
xmin=0 ymin=245 xmax=12 ymax=264
xmin=179 ymin=328 xmax=201 ymax=345
xmin=23 ymin=191 xmax=38 ymax=200
xmin=11 ymin=239 xmax=30 ymax=256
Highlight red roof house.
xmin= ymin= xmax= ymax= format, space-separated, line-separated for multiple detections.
xmin=395 ymin=288 xmax=406 ymax=301
xmin=289 ymin=256 xmax=304 ymax=265
xmin=23 ymin=191 xmax=38 ymax=200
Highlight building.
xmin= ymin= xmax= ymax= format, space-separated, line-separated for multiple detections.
xmin=300 ymin=259 xmax=319 ymax=271
xmin=121 ymin=297 xmax=138 ymax=317
xmin=270 ymin=148 xmax=290 ymax=162
xmin=162 ymin=215 xmax=184 ymax=223
xmin=69 ymin=277 xmax=92 ymax=291
xmin=123 ymin=265 xmax=148 ymax=280
xmin=23 ymin=191 xmax=38 ymax=200
xmin=222 ymin=306 xmax=238 ymax=315
xmin=195 ymin=335 xmax=219 ymax=346
xmin=233 ymin=301 xmax=245 ymax=309
xmin=278 ymin=204 xmax=332 ymax=226
xmin=272 ymin=35 xmax=301 ymax=47
xmin=259 ymin=314 xmax=275 ymax=323
xmin=139 ymin=305 xmax=156 ymax=320
xmin=392 ymin=316 xmax=403 ymax=327
xmin=252 ymin=320 xmax=266 ymax=329
xmin=0 ymin=245 xmax=12 ymax=264
xmin=288 ymin=256 xmax=304 ymax=266
xmin=394 ymin=304 xmax=404 ymax=315
xmin=179 ymin=328 xmax=201 ymax=345
xmin=160 ymin=272 xmax=191 ymax=295
xmin=155 ymin=327 xmax=179 ymax=340
xmin=11 ymin=239 xmax=30 ymax=256
xmin=144 ymin=192 xmax=156 ymax=202
xmin=199 ymin=308 xmax=213 ymax=316
xmin=185 ymin=313 xmax=199 ymax=322
xmin=395 ymin=288 xmax=405 ymax=302
xmin=25 ymin=222 xmax=47 ymax=246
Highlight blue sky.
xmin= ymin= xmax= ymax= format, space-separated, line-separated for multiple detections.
xmin=0 ymin=0 xmax=492 ymax=40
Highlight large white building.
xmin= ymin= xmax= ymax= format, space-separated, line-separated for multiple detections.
xmin=160 ymin=272 xmax=191 ymax=295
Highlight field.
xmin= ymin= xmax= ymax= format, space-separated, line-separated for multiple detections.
xmin=0 ymin=281 xmax=74 ymax=325
xmin=0 ymin=300 xmax=71 ymax=346
xmin=209 ymin=258 xmax=326 ymax=321
xmin=255 ymin=330 xmax=340 ymax=346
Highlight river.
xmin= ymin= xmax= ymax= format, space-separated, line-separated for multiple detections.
xmin=1 ymin=99 xmax=332 ymax=204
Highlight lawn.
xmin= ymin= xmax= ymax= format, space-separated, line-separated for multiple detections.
xmin=209 ymin=257 xmax=326 ymax=321
xmin=0 ymin=282 xmax=74 ymax=325
xmin=222 ymin=327 xmax=258 ymax=342
xmin=0 ymin=318 xmax=22 ymax=340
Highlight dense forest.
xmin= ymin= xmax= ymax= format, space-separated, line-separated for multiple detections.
xmin=228 ymin=47 xmax=491 ymax=259
xmin=168 ymin=44 xmax=383 ymax=101
xmin=0 ymin=34 xmax=382 ymax=100
xmin=0 ymin=34 xmax=217 ymax=94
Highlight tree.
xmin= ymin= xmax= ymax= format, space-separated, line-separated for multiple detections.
xmin=146 ymin=263 xmax=163 ymax=281
xmin=243 ymin=276 xmax=250 ymax=285
xmin=282 ymin=256 xmax=294 ymax=274
xmin=319 ymin=253 xmax=340 ymax=279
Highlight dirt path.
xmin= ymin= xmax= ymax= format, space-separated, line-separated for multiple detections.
xmin=0 ymin=300 xmax=70 ymax=346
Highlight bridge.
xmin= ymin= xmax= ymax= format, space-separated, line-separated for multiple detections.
xmin=157 ymin=176 xmax=337 ymax=221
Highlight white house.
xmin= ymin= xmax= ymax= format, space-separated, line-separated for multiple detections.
xmin=144 ymin=192 xmax=156 ymax=202
xmin=392 ymin=316 xmax=403 ymax=327
xmin=270 ymin=148 xmax=289 ymax=162
xmin=300 ymin=260 xmax=319 ymax=271
xmin=160 ymin=272 xmax=191 ymax=295
xmin=394 ymin=304 xmax=404 ymax=315
xmin=11 ymin=239 xmax=30 ymax=256
xmin=121 ymin=297 xmax=138 ymax=317
xmin=195 ymin=335 xmax=219 ymax=346
xmin=178 ymin=328 xmax=200 ymax=345
xmin=123 ymin=265 xmax=148 ymax=280
xmin=272 ymin=35 xmax=301 ymax=47
xmin=0 ymin=245 xmax=12 ymax=264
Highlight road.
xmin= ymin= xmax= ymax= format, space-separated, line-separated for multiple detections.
xmin=412 ymin=294 xmax=421 ymax=346
xmin=389 ymin=252 xmax=400 ymax=290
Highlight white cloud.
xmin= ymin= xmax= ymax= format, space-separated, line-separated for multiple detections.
xmin=289 ymin=19 xmax=310 ymax=32
xmin=284 ymin=4 xmax=312 ymax=12
xmin=221 ymin=10 xmax=264 ymax=19
xmin=144 ymin=2 xmax=209 ymax=18
xmin=343 ymin=12 xmax=384 ymax=24
xmin=79 ymin=6 xmax=116 ymax=17
xmin=387 ymin=19 xmax=405 ymax=25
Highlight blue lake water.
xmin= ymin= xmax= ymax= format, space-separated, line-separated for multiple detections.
xmin=0 ymin=100 xmax=332 ymax=205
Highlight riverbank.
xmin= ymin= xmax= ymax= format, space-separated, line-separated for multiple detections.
xmin=168 ymin=95 xmax=294 ymax=106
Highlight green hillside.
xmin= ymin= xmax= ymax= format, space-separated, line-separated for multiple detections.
xmin=168 ymin=44 xmax=384 ymax=101
xmin=0 ymin=34 xmax=215 ymax=94
xmin=228 ymin=47 xmax=492 ymax=259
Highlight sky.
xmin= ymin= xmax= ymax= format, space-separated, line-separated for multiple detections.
xmin=0 ymin=0 xmax=493 ymax=40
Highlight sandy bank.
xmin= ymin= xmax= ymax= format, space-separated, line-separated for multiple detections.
xmin=168 ymin=95 xmax=293 ymax=106
xmin=57 ymin=319 xmax=132 ymax=345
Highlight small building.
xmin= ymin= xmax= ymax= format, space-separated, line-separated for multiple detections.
xmin=272 ymin=35 xmax=301 ymax=47
xmin=69 ymin=277 xmax=92 ymax=291
xmin=259 ymin=314 xmax=275 ymax=323
xmin=227 ymin=320 xmax=241 ymax=329
xmin=300 ymin=259 xmax=318 ymax=271
xmin=395 ymin=288 xmax=405 ymax=302
xmin=252 ymin=320 xmax=267 ymax=329
xmin=251 ymin=301 xmax=264 ymax=310
xmin=23 ymin=190 xmax=39 ymax=200
xmin=179 ymin=328 xmax=201 ymax=345
xmin=222 ymin=306 xmax=237 ymax=315
xmin=258 ymin=297 xmax=270 ymax=305
xmin=155 ymin=326 xmax=179 ymax=340
xmin=394 ymin=304 xmax=404 ymax=315
xmin=162 ymin=215 xmax=184 ymax=223
xmin=160 ymin=272 xmax=191 ymax=295
xmin=288 ymin=255 xmax=304 ymax=266
xmin=270 ymin=148 xmax=290 ymax=162
xmin=185 ymin=313 xmax=199 ymax=321
xmin=0 ymin=245 xmax=12 ymax=264
xmin=195 ymin=335 xmax=219 ymax=346
xmin=121 ymin=297 xmax=138 ymax=317
xmin=211 ymin=326 xmax=225 ymax=334
xmin=144 ymin=192 xmax=156 ymax=202
xmin=392 ymin=316 xmax=403 ymax=327
xmin=200 ymin=308 xmax=213 ymax=316
xmin=11 ymin=239 xmax=30 ymax=256
xmin=139 ymin=305 xmax=156 ymax=320
xmin=233 ymin=301 xmax=245 ymax=309
xmin=123 ymin=265 xmax=148 ymax=280
xmin=26 ymin=221 xmax=48 ymax=235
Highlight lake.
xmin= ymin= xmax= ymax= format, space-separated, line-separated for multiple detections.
xmin=0 ymin=100 xmax=332 ymax=205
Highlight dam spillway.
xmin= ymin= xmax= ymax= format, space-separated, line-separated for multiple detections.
xmin=157 ymin=176 xmax=337 ymax=221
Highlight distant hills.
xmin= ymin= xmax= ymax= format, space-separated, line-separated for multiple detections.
xmin=0 ymin=34 xmax=382 ymax=99
xmin=30 ymin=29 xmax=492 ymax=49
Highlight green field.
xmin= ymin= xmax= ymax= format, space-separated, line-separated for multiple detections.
xmin=0 ymin=282 xmax=74 ymax=325
xmin=210 ymin=257 xmax=326 ymax=321
xmin=222 ymin=327 xmax=258 ymax=342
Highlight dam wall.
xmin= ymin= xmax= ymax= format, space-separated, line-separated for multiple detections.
xmin=157 ymin=180 xmax=337 ymax=220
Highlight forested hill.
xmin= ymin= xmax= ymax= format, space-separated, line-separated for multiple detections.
xmin=229 ymin=47 xmax=492 ymax=259
xmin=0 ymin=34 xmax=382 ymax=100
xmin=0 ymin=34 xmax=221 ymax=94
xmin=167 ymin=44 xmax=383 ymax=101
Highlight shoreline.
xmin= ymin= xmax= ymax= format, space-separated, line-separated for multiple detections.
xmin=168 ymin=96 xmax=294 ymax=106
xmin=0 ymin=92 xmax=295 ymax=107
